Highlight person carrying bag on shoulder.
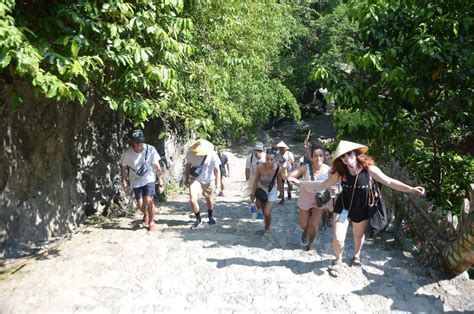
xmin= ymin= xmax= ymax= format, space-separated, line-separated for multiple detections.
xmin=287 ymin=140 xmax=425 ymax=277
xmin=250 ymin=148 xmax=289 ymax=236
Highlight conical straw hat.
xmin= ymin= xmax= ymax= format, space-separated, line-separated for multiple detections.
xmin=190 ymin=139 xmax=214 ymax=156
xmin=332 ymin=140 xmax=368 ymax=162
xmin=276 ymin=141 xmax=289 ymax=149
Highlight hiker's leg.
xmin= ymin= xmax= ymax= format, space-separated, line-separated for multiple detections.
xmin=308 ymin=207 xmax=323 ymax=246
xmin=263 ymin=201 xmax=273 ymax=232
xmin=299 ymin=209 xmax=310 ymax=231
xmin=287 ymin=181 xmax=293 ymax=199
xmin=332 ymin=212 xmax=350 ymax=262
xmin=220 ymin=174 xmax=225 ymax=193
xmin=203 ymin=182 xmax=216 ymax=224
xmin=352 ymin=219 xmax=369 ymax=259
xmin=133 ymin=186 xmax=147 ymax=225
xmin=189 ymin=179 xmax=201 ymax=214
xmin=144 ymin=195 xmax=156 ymax=230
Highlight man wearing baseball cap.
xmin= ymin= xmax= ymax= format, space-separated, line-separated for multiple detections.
xmin=120 ymin=129 xmax=164 ymax=231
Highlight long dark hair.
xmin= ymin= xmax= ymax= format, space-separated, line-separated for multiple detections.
xmin=310 ymin=143 xmax=325 ymax=157
xmin=330 ymin=150 xmax=374 ymax=181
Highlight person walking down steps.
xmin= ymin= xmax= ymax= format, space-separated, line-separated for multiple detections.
xmin=184 ymin=139 xmax=222 ymax=230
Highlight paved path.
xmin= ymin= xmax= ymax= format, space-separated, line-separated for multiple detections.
xmin=1 ymin=115 xmax=473 ymax=313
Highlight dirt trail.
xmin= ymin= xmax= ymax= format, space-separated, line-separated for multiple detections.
xmin=1 ymin=114 xmax=473 ymax=313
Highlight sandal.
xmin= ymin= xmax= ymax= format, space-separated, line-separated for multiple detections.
xmin=351 ymin=256 xmax=362 ymax=267
xmin=328 ymin=260 xmax=342 ymax=278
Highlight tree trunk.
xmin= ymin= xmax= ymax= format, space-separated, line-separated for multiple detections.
xmin=382 ymin=160 xmax=473 ymax=276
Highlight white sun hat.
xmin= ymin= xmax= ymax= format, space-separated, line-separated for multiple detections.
xmin=332 ymin=140 xmax=368 ymax=162
xmin=276 ymin=141 xmax=289 ymax=149
xmin=189 ymin=139 xmax=214 ymax=156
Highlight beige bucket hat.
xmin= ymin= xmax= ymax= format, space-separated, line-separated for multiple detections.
xmin=254 ymin=142 xmax=264 ymax=151
xmin=332 ymin=140 xmax=368 ymax=162
xmin=276 ymin=141 xmax=289 ymax=149
xmin=189 ymin=139 xmax=214 ymax=156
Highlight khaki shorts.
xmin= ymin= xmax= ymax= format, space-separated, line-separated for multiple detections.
xmin=189 ymin=178 xmax=215 ymax=199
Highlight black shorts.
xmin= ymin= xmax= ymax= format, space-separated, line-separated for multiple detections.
xmin=333 ymin=206 xmax=369 ymax=223
xmin=133 ymin=182 xmax=155 ymax=200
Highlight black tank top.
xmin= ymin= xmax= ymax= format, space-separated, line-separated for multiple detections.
xmin=334 ymin=168 xmax=370 ymax=222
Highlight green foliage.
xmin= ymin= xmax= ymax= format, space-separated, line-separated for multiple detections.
xmin=2 ymin=0 xmax=309 ymax=139
xmin=158 ymin=180 xmax=185 ymax=201
xmin=1 ymin=0 xmax=192 ymax=126
xmin=312 ymin=0 xmax=474 ymax=214
xmin=184 ymin=0 xmax=304 ymax=140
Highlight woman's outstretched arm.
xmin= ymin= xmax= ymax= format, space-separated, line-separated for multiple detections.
xmin=368 ymin=165 xmax=425 ymax=196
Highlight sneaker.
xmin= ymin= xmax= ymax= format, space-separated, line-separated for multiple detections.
xmin=190 ymin=220 xmax=201 ymax=230
xmin=300 ymin=230 xmax=308 ymax=246
xmin=218 ymin=191 xmax=224 ymax=196
xmin=208 ymin=217 xmax=216 ymax=225
xmin=256 ymin=212 xmax=264 ymax=220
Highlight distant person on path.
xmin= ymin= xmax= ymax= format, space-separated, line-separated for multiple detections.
xmin=288 ymin=140 xmax=425 ymax=277
xmin=245 ymin=142 xmax=266 ymax=219
xmin=184 ymin=139 xmax=221 ymax=230
xmin=251 ymin=148 xmax=289 ymax=236
xmin=288 ymin=144 xmax=330 ymax=251
xmin=321 ymin=146 xmax=333 ymax=230
xmin=275 ymin=141 xmax=295 ymax=201
xmin=120 ymin=129 xmax=164 ymax=231
xmin=324 ymin=148 xmax=332 ymax=165
xmin=217 ymin=148 xmax=230 ymax=197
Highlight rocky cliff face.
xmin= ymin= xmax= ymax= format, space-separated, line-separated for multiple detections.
xmin=0 ymin=81 xmax=189 ymax=258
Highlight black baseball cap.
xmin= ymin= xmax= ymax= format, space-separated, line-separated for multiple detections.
xmin=129 ymin=129 xmax=145 ymax=144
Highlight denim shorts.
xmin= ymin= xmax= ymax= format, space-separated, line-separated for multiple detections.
xmin=133 ymin=182 xmax=155 ymax=200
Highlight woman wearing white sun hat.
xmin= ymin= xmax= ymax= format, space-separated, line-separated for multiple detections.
xmin=287 ymin=140 xmax=425 ymax=277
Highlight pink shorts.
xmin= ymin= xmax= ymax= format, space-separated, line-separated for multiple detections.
xmin=297 ymin=189 xmax=327 ymax=211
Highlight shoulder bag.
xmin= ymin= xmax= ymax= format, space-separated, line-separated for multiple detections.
xmin=367 ymin=177 xmax=390 ymax=238
xmin=190 ymin=155 xmax=207 ymax=178
xmin=308 ymin=163 xmax=331 ymax=207
xmin=130 ymin=145 xmax=150 ymax=177
xmin=255 ymin=166 xmax=279 ymax=203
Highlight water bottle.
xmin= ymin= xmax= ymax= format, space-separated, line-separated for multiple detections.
xmin=250 ymin=205 xmax=257 ymax=220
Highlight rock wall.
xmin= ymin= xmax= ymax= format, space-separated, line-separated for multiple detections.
xmin=0 ymin=81 xmax=189 ymax=258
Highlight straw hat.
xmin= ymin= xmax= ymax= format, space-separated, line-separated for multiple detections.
xmin=276 ymin=141 xmax=289 ymax=149
xmin=189 ymin=139 xmax=214 ymax=156
xmin=332 ymin=140 xmax=368 ymax=162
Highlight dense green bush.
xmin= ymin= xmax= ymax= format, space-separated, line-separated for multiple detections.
xmin=1 ymin=0 xmax=310 ymax=139
xmin=312 ymin=0 xmax=474 ymax=214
